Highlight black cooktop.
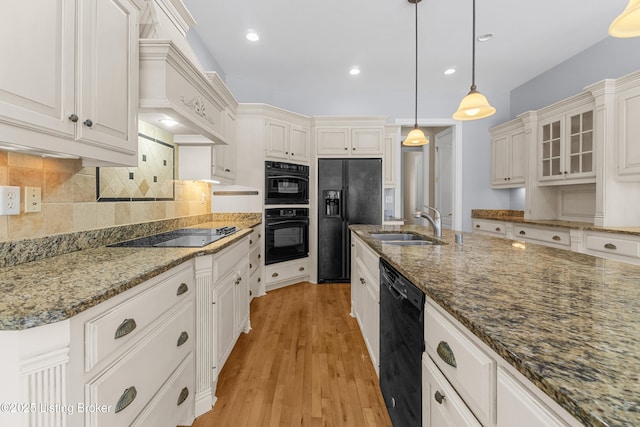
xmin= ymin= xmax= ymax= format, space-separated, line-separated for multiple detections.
xmin=109 ymin=227 xmax=237 ymax=248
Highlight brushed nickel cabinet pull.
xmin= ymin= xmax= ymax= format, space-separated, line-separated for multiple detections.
xmin=272 ymin=272 xmax=279 ymax=278
xmin=250 ymin=239 xmax=253 ymax=245
xmin=114 ymin=318 xmax=137 ymax=339
xmin=68 ymin=114 xmax=79 ymax=122
xmin=299 ymin=266 xmax=305 ymax=272
xmin=258 ymin=254 xmax=262 ymax=259
xmin=519 ymin=230 xmax=526 ymax=235
xmin=257 ymin=277 xmax=261 ymax=282
xmin=177 ymin=331 xmax=189 ymax=347
xmin=437 ymin=341 xmax=457 ymax=368
xmin=177 ymin=387 xmax=189 ymax=406
xmin=552 ymin=235 xmax=561 ymax=241
xmin=434 ymin=390 xmax=445 ymax=404
xmin=475 ymin=224 xmax=480 ymax=228
xmin=604 ymin=243 xmax=617 ymax=250
xmin=495 ymin=227 xmax=501 ymax=232
xmin=250 ymin=263 xmax=253 ymax=269
xmin=176 ymin=282 xmax=188 ymax=296
xmin=115 ymin=386 xmax=137 ymax=413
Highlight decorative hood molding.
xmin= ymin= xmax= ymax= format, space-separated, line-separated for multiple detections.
xmin=138 ymin=0 xmax=235 ymax=145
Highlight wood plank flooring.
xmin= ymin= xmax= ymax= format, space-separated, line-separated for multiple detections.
xmin=190 ymin=282 xmax=392 ymax=427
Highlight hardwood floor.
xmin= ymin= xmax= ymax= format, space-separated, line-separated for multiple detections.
xmin=190 ymin=282 xmax=392 ymax=427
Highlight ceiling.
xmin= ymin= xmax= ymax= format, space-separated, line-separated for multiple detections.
xmin=182 ymin=0 xmax=626 ymax=101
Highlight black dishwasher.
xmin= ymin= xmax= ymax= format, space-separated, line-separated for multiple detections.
xmin=380 ymin=258 xmax=425 ymax=427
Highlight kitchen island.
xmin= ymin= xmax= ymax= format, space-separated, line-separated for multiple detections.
xmin=351 ymin=224 xmax=640 ymax=427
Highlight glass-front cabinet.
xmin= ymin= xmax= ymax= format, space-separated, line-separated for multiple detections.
xmin=539 ymin=108 xmax=595 ymax=185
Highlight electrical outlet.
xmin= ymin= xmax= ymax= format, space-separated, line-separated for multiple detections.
xmin=385 ymin=196 xmax=393 ymax=203
xmin=25 ymin=187 xmax=42 ymax=213
xmin=0 ymin=186 xmax=20 ymax=215
xmin=201 ymin=192 xmax=206 ymax=204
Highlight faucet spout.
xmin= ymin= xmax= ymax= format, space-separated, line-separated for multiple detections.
xmin=414 ymin=207 xmax=442 ymax=239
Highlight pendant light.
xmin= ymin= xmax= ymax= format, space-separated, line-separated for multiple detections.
xmin=609 ymin=0 xmax=640 ymax=38
xmin=403 ymin=0 xmax=429 ymax=146
xmin=453 ymin=0 xmax=496 ymax=121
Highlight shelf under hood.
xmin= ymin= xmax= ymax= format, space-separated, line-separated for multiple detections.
xmin=138 ymin=39 xmax=229 ymax=145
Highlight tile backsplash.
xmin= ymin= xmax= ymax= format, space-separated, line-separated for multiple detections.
xmin=0 ymin=122 xmax=211 ymax=242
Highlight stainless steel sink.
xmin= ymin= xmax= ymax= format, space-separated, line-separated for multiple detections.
xmin=369 ymin=232 xmax=442 ymax=245
xmin=370 ymin=233 xmax=427 ymax=241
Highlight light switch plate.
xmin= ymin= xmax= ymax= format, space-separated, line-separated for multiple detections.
xmin=25 ymin=187 xmax=42 ymax=213
xmin=0 ymin=186 xmax=20 ymax=215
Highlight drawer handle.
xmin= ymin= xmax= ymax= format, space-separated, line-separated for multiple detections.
xmin=250 ymin=239 xmax=253 ymax=245
xmin=604 ymin=243 xmax=617 ymax=250
xmin=176 ymin=282 xmax=189 ymax=296
xmin=299 ymin=266 xmax=305 ymax=272
xmin=434 ymin=390 xmax=445 ymax=405
xmin=114 ymin=318 xmax=137 ymax=339
xmin=495 ymin=227 xmax=501 ymax=232
xmin=258 ymin=254 xmax=262 ymax=259
xmin=437 ymin=341 xmax=457 ymax=368
xmin=258 ymin=277 xmax=261 ymax=283
xmin=519 ymin=230 xmax=526 ymax=235
xmin=177 ymin=387 xmax=189 ymax=406
xmin=250 ymin=263 xmax=253 ymax=269
xmin=552 ymin=235 xmax=561 ymax=241
xmin=115 ymin=386 xmax=137 ymax=413
xmin=475 ymin=224 xmax=480 ymax=228
xmin=272 ymin=272 xmax=279 ymax=278
xmin=177 ymin=331 xmax=189 ymax=347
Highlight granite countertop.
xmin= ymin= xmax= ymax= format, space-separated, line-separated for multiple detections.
xmin=0 ymin=219 xmax=261 ymax=331
xmin=351 ymin=224 xmax=640 ymax=427
xmin=472 ymin=209 xmax=640 ymax=236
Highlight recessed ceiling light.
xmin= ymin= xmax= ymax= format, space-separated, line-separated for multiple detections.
xmin=444 ymin=68 xmax=456 ymax=75
xmin=246 ymin=31 xmax=260 ymax=42
xmin=349 ymin=67 xmax=361 ymax=76
xmin=477 ymin=33 xmax=494 ymax=42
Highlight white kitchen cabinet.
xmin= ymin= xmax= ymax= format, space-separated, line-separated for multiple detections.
xmin=316 ymin=126 xmax=384 ymax=156
xmin=512 ymin=224 xmax=571 ymax=250
xmin=265 ymin=257 xmax=310 ymax=291
xmin=0 ymin=0 xmax=140 ymax=166
xmin=582 ymin=230 xmax=640 ymax=265
xmin=213 ymin=109 xmax=237 ymax=181
xmin=384 ymin=125 xmax=400 ymax=187
xmin=471 ymin=219 xmax=509 ymax=238
xmin=422 ymin=355 xmax=482 ymax=427
xmin=538 ymin=106 xmax=595 ymax=185
xmin=490 ymin=120 xmax=526 ymax=188
xmin=615 ymin=75 xmax=640 ymax=180
xmin=497 ymin=368 xmax=570 ymax=427
xmin=350 ymin=233 xmax=380 ymax=374
xmin=249 ymin=227 xmax=264 ymax=299
xmin=265 ymin=119 xmax=311 ymax=163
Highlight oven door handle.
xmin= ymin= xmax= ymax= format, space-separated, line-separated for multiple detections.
xmin=268 ymin=174 xmax=309 ymax=182
xmin=267 ymin=219 xmax=309 ymax=226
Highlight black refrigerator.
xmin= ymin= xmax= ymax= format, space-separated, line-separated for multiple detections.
xmin=318 ymin=158 xmax=382 ymax=283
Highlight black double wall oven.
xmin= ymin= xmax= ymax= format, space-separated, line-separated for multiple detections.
xmin=265 ymin=161 xmax=310 ymax=265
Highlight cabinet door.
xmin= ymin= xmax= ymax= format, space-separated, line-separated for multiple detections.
xmin=540 ymin=119 xmax=563 ymax=181
xmin=352 ymin=261 xmax=366 ymax=331
xmin=510 ymin=131 xmax=526 ymax=185
xmin=364 ymin=273 xmax=379 ymax=372
xmin=235 ymin=269 xmax=250 ymax=336
xmin=290 ymin=124 xmax=310 ymax=163
xmin=265 ymin=119 xmax=289 ymax=160
xmin=383 ymin=133 xmax=396 ymax=187
xmin=491 ymin=135 xmax=510 ymax=186
xmin=316 ymin=127 xmax=349 ymax=155
xmin=77 ymin=0 xmax=139 ymax=154
xmin=216 ymin=276 xmax=236 ymax=370
xmin=565 ymin=109 xmax=594 ymax=179
xmin=351 ymin=128 xmax=383 ymax=155
xmin=616 ymin=84 xmax=640 ymax=179
xmin=0 ymin=0 xmax=75 ymax=139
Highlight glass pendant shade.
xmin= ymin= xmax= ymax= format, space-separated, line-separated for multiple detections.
xmin=403 ymin=127 xmax=429 ymax=146
xmin=453 ymin=87 xmax=496 ymax=120
xmin=609 ymin=0 xmax=640 ymax=38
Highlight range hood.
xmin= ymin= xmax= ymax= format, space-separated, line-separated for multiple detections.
xmin=138 ymin=0 xmax=234 ymax=145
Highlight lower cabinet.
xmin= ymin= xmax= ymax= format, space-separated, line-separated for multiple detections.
xmin=350 ymin=233 xmax=380 ymax=374
xmin=264 ymin=257 xmax=310 ymax=291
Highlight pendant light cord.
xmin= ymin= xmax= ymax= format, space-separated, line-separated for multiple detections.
xmin=471 ymin=0 xmax=476 ymax=90
xmin=414 ymin=0 xmax=419 ymax=128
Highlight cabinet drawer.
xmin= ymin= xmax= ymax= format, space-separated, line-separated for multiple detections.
xmin=472 ymin=219 xmax=507 ymax=237
xmin=513 ymin=225 xmax=570 ymax=248
xmin=249 ymin=228 xmax=262 ymax=250
xmin=585 ymin=232 xmax=640 ymax=259
xmin=85 ymin=265 xmax=193 ymax=371
xmin=355 ymin=236 xmax=379 ymax=277
xmin=249 ymin=246 xmax=261 ymax=276
xmin=423 ymin=355 xmax=482 ymax=427
xmin=86 ymin=301 xmax=194 ymax=427
xmin=213 ymin=237 xmax=249 ymax=282
xmin=131 ymin=353 xmax=195 ymax=427
xmin=425 ymin=302 xmax=496 ymax=425
xmin=265 ymin=258 xmax=309 ymax=285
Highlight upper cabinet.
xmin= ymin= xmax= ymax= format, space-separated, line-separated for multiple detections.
xmin=615 ymin=72 xmax=640 ymax=180
xmin=490 ymin=119 xmax=526 ymax=188
xmin=314 ymin=117 xmax=387 ymax=157
xmin=384 ymin=125 xmax=400 ymax=187
xmin=538 ymin=103 xmax=595 ymax=185
xmin=265 ymin=118 xmax=310 ymax=164
xmin=0 ymin=0 xmax=141 ymax=166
